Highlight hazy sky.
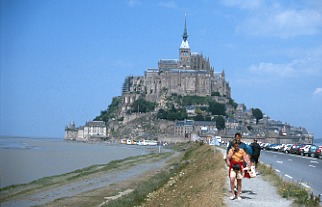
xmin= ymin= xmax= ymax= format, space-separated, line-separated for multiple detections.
xmin=1 ymin=0 xmax=322 ymax=139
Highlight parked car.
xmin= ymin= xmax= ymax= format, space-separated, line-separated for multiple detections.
xmin=261 ymin=143 xmax=270 ymax=149
xmin=311 ymin=146 xmax=322 ymax=158
xmin=289 ymin=144 xmax=306 ymax=155
xmin=277 ymin=144 xmax=286 ymax=152
xmin=283 ymin=144 xmax=294 ymax=153
xmin=265 ymin=143 xmax=278 ymax=151
xmin=300 ymin=144 xmax=312 ymax=156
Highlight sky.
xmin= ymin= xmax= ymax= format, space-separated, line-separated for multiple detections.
xmin=1 ymin=0 xmax=322 ymax=140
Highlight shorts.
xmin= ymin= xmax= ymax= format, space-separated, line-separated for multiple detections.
xmin=230 ymin=169 xmax=243 ymax=179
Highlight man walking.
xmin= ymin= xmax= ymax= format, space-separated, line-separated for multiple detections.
xmin=226 ymin=133 xmax=252 ymax=161
xmin=250 ymin=139 xmax=261 ymax=173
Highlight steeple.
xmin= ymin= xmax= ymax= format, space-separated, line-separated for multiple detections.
xmin=182 ymin=14 xmax=188 ymax=42
xmin=179 ymin=14 xmax=191 ymax=68
xmin=180 ymin=14 xmax=190 ymax=49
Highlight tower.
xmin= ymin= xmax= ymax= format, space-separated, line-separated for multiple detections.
xmin=179 ymin=15 xmax=191 ymax=69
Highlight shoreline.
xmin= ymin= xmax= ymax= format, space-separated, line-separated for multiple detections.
xmin=0 ymin=151 xmax=176 ymax=207
xmin=0 ymin=138 xmax=162 ymax=188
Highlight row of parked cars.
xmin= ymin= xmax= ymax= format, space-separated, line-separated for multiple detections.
xmin=261 ymin=143 xmax=322 ymax=158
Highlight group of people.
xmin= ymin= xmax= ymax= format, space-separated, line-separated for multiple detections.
xmin=225 ymin=132 xmax=261 ymax=200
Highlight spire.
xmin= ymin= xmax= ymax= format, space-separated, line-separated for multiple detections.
xmin=180 ymin=14 xmax=190 ymax=49
xmin=182 ymin=14 xmax=188 ymax=42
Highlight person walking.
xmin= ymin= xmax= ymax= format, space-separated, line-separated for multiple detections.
xmin=226 ymin=133 xmax=252 ymax=162
xmin=250 ymin=139 xmax=261 ymax=172
xmin=226 ymin=138 xmax=252 ymax=200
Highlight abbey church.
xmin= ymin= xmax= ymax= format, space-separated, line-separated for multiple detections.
xmin=121 ymin=17 xmax=231 ymax=116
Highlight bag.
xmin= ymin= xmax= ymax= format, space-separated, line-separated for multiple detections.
xmin=232 ymin=164 xmax=240 ymax=171
xmin=243 ymin=166 xmax=256 ymax=178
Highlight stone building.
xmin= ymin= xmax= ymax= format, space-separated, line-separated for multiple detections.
xmin=175 ymin=119 xmax=194 ymax=138
xmin=120 ymin=17 xmax=230 ymax=116
xmin=64 ymin=121 xmax=107 ymax=141
xmin=64 ymin=121 xmax=78 ymax=140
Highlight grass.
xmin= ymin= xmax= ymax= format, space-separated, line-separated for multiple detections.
xmin=103 ymin=142 xmax=227 ymax=207
xmin=259 ymin=163 xmax=321 ymax=207
xmin=103 ymin=169 xmax=175 ymax=207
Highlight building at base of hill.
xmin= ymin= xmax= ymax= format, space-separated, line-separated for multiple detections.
xmin=64 ymin=121 xmax=107 ymax=141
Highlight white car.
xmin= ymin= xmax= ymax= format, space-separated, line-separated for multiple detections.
xmin=300 ymin=144 xmax=312 ymax=156
xmin=137 ymin=140 xmax=158 ymax=146
xmin=283 ymin=144 xmax=294 ymax=153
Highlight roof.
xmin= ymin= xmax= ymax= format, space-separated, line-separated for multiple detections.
xmin=180 ymin=40 xmax=190 ymax=49
xmin=176 ymin=119 xmax=194 ymax=126
xmin=194 ymin=121 xmax=216 ymax=126
xmin=85 ymin=121 xmax=106 ymax=127
xmin=160 ymin=68 xmax=210 ymax=74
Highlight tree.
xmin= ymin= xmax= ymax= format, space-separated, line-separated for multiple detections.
xmin=195 ymin=107 xmax=203 ymax=115
xmin=216 ymin=115 xmax=225 ymax=131
xmin=131 ymin=99 xmax=156 ymax=113
xmin=157 ymin=109 xmax=168 ymax=119
xmin=156 ymin=108 xmax=187 ymax=121
xmin=252 ymin=108 xmax=263 ymax=124
xmin=208 ymin=101 xmax=226 ymax=116
xmin=193 ymin=114 xmax=205 ymax=121
xmin=94 ymin=96 xmax=121 ymax=122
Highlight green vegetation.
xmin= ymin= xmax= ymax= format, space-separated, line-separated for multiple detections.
xmin=211 ymin=92 xmax=221 ymax=96
xmin=209 ymin=101 xmax=226 ymax=116
xmin=94 ymin=92 xmax=239 ymax=124
xmin=157 ymin=107 xmax=188 ymax=120
xmin=228 ymin=98 xmax=238 ymax=109
xmin=156 ymin=95 xmax=227 ymax=121
xmin=94 ymin=96 xmax=122 ymax=122
xmin=181 ymin=95 xmax=211 ymax=105
xmin=130 ymin=98 xmax=157 ymax=113
xmin=103 ymin=166 xmax=176 ymax=207
xmin=215 ymin=115 xmax=225 ymax=131
xmin=259 ymin=164 xmax=321 ymax=207
xmin=252 ymin=108 xmax=263 ymax=124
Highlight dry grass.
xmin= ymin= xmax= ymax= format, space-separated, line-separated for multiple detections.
xmin=140 ymin=143 xmax=227 ymax=207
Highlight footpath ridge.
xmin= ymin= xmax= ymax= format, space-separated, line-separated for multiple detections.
xmin=218 ymin=148 xmax=293 ymax=207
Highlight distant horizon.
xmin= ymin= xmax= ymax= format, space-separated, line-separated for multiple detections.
xmin=0 ymin=135 xmax=64 ymax=139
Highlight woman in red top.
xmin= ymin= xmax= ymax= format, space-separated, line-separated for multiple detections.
xmin=226 ymin=139 xmax=251 ymax=200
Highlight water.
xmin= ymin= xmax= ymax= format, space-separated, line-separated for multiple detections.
xmin=0 ymin=137 xmax=150 ymax=188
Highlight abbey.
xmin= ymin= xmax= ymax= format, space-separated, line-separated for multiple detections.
xmin=65 ymin=17 xmax=231 ymax=141
xmin=121 ymin=17 xmax=230 ymax=116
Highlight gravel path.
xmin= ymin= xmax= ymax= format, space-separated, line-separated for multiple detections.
xmin=223 ymin=173 xmax=293 ymax=207
xmin=218 ymin=148 xmax=293 ymax=207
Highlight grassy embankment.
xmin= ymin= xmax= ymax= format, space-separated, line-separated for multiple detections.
xmin=104 ymin=142 xmax=227 ymax=207
xmin=259 ymin=163 xmax=321 ymax=207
